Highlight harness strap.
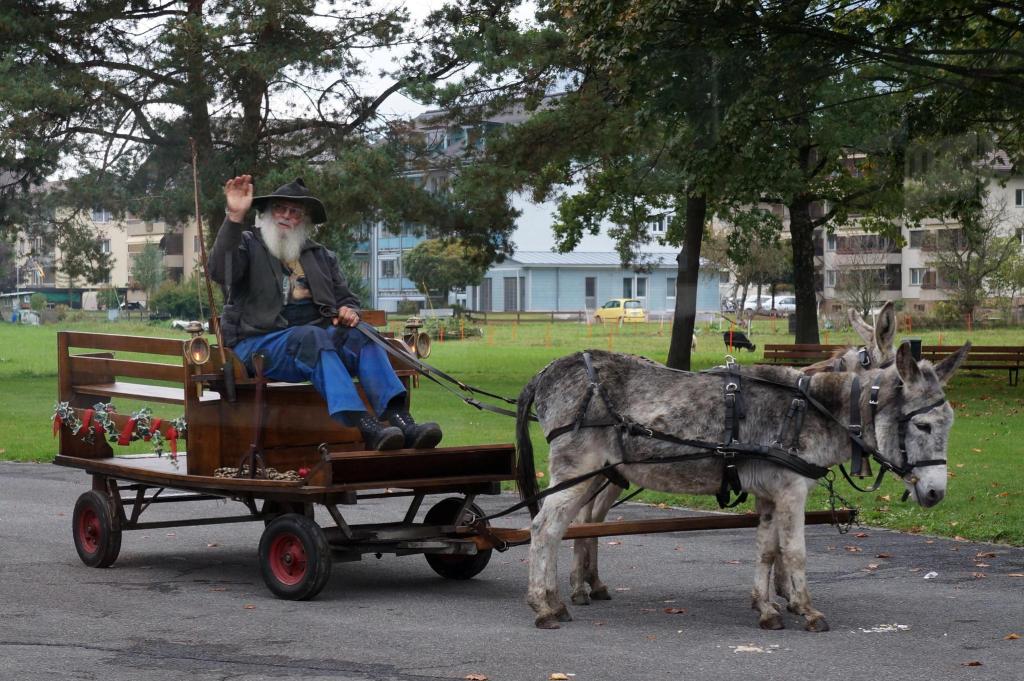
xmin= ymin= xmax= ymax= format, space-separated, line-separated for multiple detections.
xmin=849 ymin=376 xmax=865 ymax=476
xmin=353 ymin=321 xmax=530 ymax=420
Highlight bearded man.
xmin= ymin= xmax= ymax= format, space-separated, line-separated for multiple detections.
xmin=209 ymin=175 xmax=442 ymax=451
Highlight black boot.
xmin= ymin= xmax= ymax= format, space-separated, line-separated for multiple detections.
xmin=356 ymin=414 xmax=405 ymax=451
xmin=385 ymin=409 xmax=442 ymax=449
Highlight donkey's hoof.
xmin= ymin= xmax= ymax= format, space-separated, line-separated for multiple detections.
xmin=804 ymin=616 xmax=830 ymax=633
xmin=535 ymin=614 xmax=562 ymax=630
xmin=571 ymin=592 xmax=591 ymax=606
xmin=554 ymin=604 xmax=573 ymax=622
xmin=759 ymin=614 xmax=785 ymax=630
xmin=589 ymin=586 xmax=612 ymax=601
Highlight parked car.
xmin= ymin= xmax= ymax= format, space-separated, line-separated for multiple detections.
xmin=595 ymin=298 xmax=648 ymax=323
xmin=742 ymin=295 xmax=773 ymax=313
xmin=120 ymin=301 xmax=145 ymax=310
xmin=771 ymin=296 xmax=797 ymax=315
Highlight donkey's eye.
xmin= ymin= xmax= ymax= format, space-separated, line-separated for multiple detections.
xmin=915 ymin=423 xmax=932 ymax=434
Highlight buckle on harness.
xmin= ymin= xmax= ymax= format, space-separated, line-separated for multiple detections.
xmin=725 ymin=382 xmax=738 ymax=393
xmin=716 ymin=446 xmax=736 ymax=459
xmin=849 ymin=424 xmax=862 ymax=436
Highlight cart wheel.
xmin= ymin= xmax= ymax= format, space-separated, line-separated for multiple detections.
xmin=423 ymin=497 xmax=492 ymax=580
xmin=73 ymin=490 xmax=122 ymax=568
xmin=258 ymin=514 xmax=331 ymax=600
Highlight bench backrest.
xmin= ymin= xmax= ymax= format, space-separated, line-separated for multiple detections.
xmin=761 ymin=343 xmax=848 ymax=366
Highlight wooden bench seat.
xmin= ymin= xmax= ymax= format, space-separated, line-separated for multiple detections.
xmin=921 ymin=345 xmax=1022 ymax=386
xmin=74 ymin=381 xmax=222 ymax=405
xmin=760 ymin=344 xmax=848 ymax=367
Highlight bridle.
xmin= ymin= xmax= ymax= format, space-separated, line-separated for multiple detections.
xmin=798 ymin=371 xmax=949 ymax=493
xmin=830 ymin=346 xmax=895 ymax=373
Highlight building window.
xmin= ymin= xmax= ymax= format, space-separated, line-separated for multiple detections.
xmin=719 ymin=270 xmax=730 ymax=284
xmin=825 ymin=269 xmax=837 ymax=287
xmin=647 ymin=214 xmax=667 ymax=234
xmin=1016 ymin=188 xmax=1024 ymax=206
xmin=92 ymin=207 xmax=112 ymax=223
xmin=667 ymin=277 xmax=676 ymax=297
xmin=99 ymin=239 xmax=111 ymax=254
xmin=1017 ymin=228 xmax=1024 ymax=246
xmin=910 ymin=268 xmax=926 ymax=285
xmin=380 ymin=259 xmax=397 ymax=278
xmin=826 ymin=233 xmax=837 ymax=251
xmin=623 ymin=278 xmax=633 ymax=298
xmin=909 ymin=230 xmax=924 ymax=248
xmin=193 ymin=235 xmax=200 ymax=252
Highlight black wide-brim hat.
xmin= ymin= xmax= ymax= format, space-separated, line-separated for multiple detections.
xmin=251 ymin=177 xmax=327 ymax=224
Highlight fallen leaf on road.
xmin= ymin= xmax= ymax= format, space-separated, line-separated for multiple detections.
xmin=674 ymin=545 xmax=684 ymax=551
xmin=645 ymin=635 xmax=657 ymax=641
xmin=975 ymin=562 xmax=990 ymax=568
xmin=724 ymin=560 xmax=741 ymax=564
xmin=207 ymin=543 xmax=219 ymax=548
xmin=1005 ymin=633 xmax=1020 ymax=640
xmin=243 ymin=605 xmax=256 ymax=610
xmin=844 ymin=546 xmax=863 ymax=553
xmin=606 ymin=541 xmax=621 ymax=546
xmin=854 ymin=532 xmax=869 ymax=538
xmin=971 ymin=572 xmax=986 ymax=579
xmin=549 ymin=674 xmax=569 ymax=680
xmin=465 ymin=674 xmax=488 ymax=681
xmin=664 ymin=608 xmax=687 ymax=614
xmin=866 ymin=564 xmax=880 ymax=570
xmin=1008 ymin=573 xmax=1024 ymax=577
xmin=614 ymin=587 xmax=631 ymax=592
xmin=976 ymin=551 xmax=997 ymax=558
xmin=876 ymin=553 xmax=891 ymax=559
xmin=962 ymin=661 xmax=983 ymax=667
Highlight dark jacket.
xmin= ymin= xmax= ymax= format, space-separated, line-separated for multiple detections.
xmin=209 ymin=219 xmax=360 ymax=347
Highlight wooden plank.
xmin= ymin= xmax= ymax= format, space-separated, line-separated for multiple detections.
xmin=53 ymin=454 xmax=304 ymax=490
xmin=763 ymin=344 xmax=847 ymax=350
xmin=470 ymin=510 xmax=856 ymax=548
xmin=63 ymin=331 xmax=186 ymax=356
xmin=70 ymin=356 xmax=186 ymax=383
xmin=75 ymin=381 xmax=216 ymax=405
xmin=326 ymin=443 xmax=514 ymax=462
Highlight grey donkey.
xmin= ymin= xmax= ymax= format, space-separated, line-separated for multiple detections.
xmin=515 ymin=341 xmax=969 ymax=631
xmin=560 ymin=301 xmax=901 ymax=623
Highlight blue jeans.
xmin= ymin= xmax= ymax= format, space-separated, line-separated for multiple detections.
xmin=232 ymin=325 xmax=406 ymax=426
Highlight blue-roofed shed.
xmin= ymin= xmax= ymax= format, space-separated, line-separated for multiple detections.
xmin=465 ymin=251 xmax=721 ymax=316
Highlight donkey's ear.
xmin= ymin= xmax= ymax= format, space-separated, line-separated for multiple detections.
xmin=874 ymin=301 xmax=896 ymax=357
xmin=895 ymin=341 xmax=922 ymax=384
xmin=849 ymin=308 xmax=874 ymax=347
xmin=934 ymin=342 xmax=971 ymax=386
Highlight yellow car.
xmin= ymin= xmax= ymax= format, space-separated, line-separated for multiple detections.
xmin=594 ymin=298 xmax=648 ymax=323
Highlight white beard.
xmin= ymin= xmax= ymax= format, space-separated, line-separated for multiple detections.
xmin=256 ymin=210 xmax=307 ymax=262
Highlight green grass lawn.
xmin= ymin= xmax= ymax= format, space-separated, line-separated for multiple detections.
xmin=1 ymin=316 xmax=1021 ymax=545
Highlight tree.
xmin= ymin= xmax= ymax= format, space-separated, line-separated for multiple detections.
xmin=834 ymin=251 xmax=890 ymax=319
xmin=403 ymin=239 xmax=489 ymax=304
xmin=0 ymin=1 xmax=522 ymax=261
xmin=58 ymin=220 xmax=114 ymax=307
xmin=930 ymin=205 xmax=1021 ymax=324
xmin=132 ymin=242 xmax=165 ymax=302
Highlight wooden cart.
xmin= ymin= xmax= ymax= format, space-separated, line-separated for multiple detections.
xmin=54 ymin=317 xmax=851 ymax=600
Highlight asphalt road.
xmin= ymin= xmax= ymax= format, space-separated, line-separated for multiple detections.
xmin=1 ymin=461 xmax=1021 ymax=681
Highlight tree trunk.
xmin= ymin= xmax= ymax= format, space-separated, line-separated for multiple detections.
xmin=667 ymin=194 xmax=706 ymax=370
xmin=787 ymin=196 xmax=820 ymax=343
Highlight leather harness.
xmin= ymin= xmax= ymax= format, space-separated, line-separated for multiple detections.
xmin=543 ymin=352 xmax=948 ymax=509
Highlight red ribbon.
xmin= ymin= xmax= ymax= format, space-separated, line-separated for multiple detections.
xmin=144 ymin=418 xmax=163 ymax=442
xmin=76 ymin=409 xmax=94 ymax=436
xmin=167 ymin=427 xmax=179 ymax=456
xmin=52 ymin=415 xmax=63 ymax=437
xmin=118 ymin=418 xmax=137 ymax=446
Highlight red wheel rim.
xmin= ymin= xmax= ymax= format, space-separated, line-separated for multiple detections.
xmin=78 ymin=507 xmax=100 ymax=554
xmin=268 ymin=534 xmax=308 ymax=585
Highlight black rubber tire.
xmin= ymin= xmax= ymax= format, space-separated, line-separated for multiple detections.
xmin=423 ymin=497 xmax=492 ymax=580
xmin=258 ymin=514 xmax=332 ymax=600
xmin=72 ymin=490 xmax=122 ymax=568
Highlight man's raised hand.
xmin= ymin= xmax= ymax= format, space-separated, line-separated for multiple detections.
xmin=224 ymin=175 xmax=253 ymax=223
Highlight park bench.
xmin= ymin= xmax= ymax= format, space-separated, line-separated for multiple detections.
xmin=54 ymin=311 xmax=515 ymax=492
xmin=759 ymin=344 xmax=849 ymax=368
xmin=920 ymin=345 xmax=1023 ymax=386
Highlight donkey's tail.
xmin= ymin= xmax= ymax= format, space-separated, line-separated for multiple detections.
xmin=515 ymin=372 xmax=542 ymax=517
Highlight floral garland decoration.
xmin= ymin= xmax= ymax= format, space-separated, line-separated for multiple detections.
xmin=52 ymin=402 xmax=186 ymax=465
